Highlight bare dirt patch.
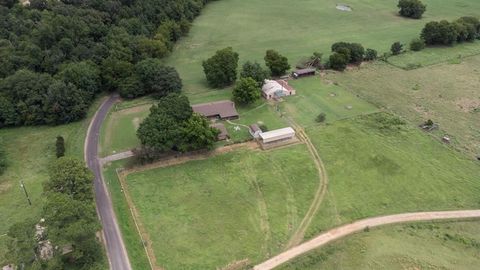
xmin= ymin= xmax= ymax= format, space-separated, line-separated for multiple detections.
xmin=455 ymin=98 xmax=480 ymax=113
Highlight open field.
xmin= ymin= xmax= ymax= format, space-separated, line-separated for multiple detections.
xmin=164 ymin=0 xmax=480 ymax=94
xmin=327 ymin=56 xmax=480 ymax=157
xmin=283 ymin=76 xmax=378 ymax=127
xmin=123 ymin=144 xmax=318 ymax=269
xmin=279 ymin=220 xmax=480 ymax=270
xmin=0 ymin=97 xmax=104 ymax=264
xmin=304 ymin=113 xmax=480 ymax=238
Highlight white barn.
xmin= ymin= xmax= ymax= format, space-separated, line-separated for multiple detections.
xmin=261 ymin=79 xmax=295 ymax=99
xmin=259 ymin=127 xmax=295 ymax=144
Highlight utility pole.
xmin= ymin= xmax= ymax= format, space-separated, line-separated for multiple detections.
xmin=20 ymin=180 xmax=32 ymax=206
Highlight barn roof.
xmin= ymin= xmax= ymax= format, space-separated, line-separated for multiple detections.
xmin=259 ymin=127 xmax=295 ymax=140
xmin=294 ymin=68 xmax=316 ymax=75
xmin=192 ymin=100 xmax=239 ymax=119
xmin=210 ymin=123 xmax=229 ymax=140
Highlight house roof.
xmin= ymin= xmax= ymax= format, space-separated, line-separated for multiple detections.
xmin=249 ymin=124 xmax=261 ymax=133
xmin=294 ymin=68 xmax=316 ymax=75
xmin=262 ymin=79 xmax=293 ymax=96
xmin=210 ymin=123 xmax=229 ymax=139
xmin=192 ymin=100 xmax=239 ymax=119
xmin=259 ymin=127 xmax=295 ymax=140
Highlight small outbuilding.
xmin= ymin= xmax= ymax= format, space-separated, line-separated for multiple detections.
xmin=249 ymin=124 xmax=262 ymax=138
xmin=262 ymin=79 xmax=295 ymax=100
xmin=210 ymin=123 xmax=229 ymax=141
xmin=292 ymin=68 xmax=316 ymax=79
xmin=259 ymin=127 xmax=295 ymax=144
xmin=192 ymin=100 xmax=239 ymax=120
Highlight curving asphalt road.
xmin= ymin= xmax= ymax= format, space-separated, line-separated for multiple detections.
xmin=85 ymin=94 xmax=132 ymax=270
xmin=253 ymin=210 xmax=480 ymax=270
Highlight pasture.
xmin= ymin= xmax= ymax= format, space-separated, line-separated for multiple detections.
xmin=279 ymin=220 xmax=480 ymax=270
xmin=122 ymin=144 xmax=318 ymax=269
xmin=164 ymin=0 xmax=480 ymax=94
xmin=328 ymin=55 xmax=480 ymax=157
xmin=283 ymin=76 xmax=378 ymax=127
xmin=0 ymin=98 xmax=104 ymax=264
xmin=304 ymin=113 xmax=480 ymax=238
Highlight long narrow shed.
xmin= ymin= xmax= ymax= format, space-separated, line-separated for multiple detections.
xmin=259 ymin=127 xmax=295 ymax=144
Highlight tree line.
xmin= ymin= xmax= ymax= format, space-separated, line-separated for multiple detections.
xmin=0 ymin=0 xmax=215 ymax=128
xmin=7 ymin=157 xmax=103 ymax=269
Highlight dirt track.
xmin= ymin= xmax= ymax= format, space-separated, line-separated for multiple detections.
xmin=253 ymin=210 xmax=480 ymax=270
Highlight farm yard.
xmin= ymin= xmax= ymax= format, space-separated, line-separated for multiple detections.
xmin=94 ymin=0 xmax=480 ymax=269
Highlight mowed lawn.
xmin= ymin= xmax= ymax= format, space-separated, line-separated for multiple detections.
xmin=125 ymin=144 xmax=319 ymax=269
xmin=0 ymin=98 xmax=103 ymax=264
xmin=304 ymin=113 xmax=480 ymax=238
xmin=328 ymin=56 xmax=480 ymax=157
xmin=279 ymin=220 xmax=480 ymax=270
xmin=283 ymin=76 xmax=378 ymax=127
xmin=164 ymin=0 xmax=480 ymax=95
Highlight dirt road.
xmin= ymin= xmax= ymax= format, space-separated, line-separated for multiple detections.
xmin=253 ymin=210 xmax=480 ymax=270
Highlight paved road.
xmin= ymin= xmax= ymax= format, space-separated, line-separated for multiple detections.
xmin=85 ymin=94 xmax=132 ymax=270
xmin=253 ymin=210 xmax=480 ymax=270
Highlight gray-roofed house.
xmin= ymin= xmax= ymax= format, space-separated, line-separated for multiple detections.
xmin=192 ymin=100 xmax=239 ymax=120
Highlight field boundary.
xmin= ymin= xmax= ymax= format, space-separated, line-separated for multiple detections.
xmin=253 ymin=210 xmax=480 ymax=270
xmin=115 ymin=169 xmax=159 ymax=270
xmin=384 ymin=49 xmax=480 ymax=71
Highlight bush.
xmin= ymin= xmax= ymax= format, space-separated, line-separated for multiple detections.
xmin=364 ymin=48 xmax=378 ymax=61
xmin=421 ymin=20 xmax=458 ymax=45
xmin=202 ymin=47 xmax=239 ymax=88
xmin=398 ymin=0 xmax=426 ymax=19
xmin=410 ymin=38 xmax=426 ymax=51
xmin=391 ymin=42 xmax=404 ymax=55
xmin=56 ymin=136 xmax=65 ymax=158
xmin=329 ymin=53 xmax=349 ymax=71
xmin=264 ymin=50 xmax=290 ymax=76
xmin=316 ymin=113 xmax=326 ymax=123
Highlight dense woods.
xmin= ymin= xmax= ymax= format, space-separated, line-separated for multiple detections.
xmin=0 ymin=0 xmax=214 ymax=128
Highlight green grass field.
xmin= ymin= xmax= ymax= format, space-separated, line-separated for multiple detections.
xmin=283 ymin=76 xmax=378 ymax=127
xmin=328 ymin=56 xmax=480 ymax=157
xmin=124 ymin=144 xmax=318 ymax=269
xmin=304 ymin=113 xmax=480 ymax=238
xmin=279 ymin=220 xmax=480 ymax=270
xmin=164 ymin=0 xmax=480 ymax=94
xmin=0 ymin=97 xmax=105 ymax=265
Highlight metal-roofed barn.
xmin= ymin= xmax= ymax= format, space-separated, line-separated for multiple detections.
xmin=261 ymin=79 xmax=295 ymax=100
xmin=292 ymin=68 xmax=316 ymax=78
xmin=191 ymin=100 xmax=239 ymax=120
xmin=259 ymin=127 xmax=295 ymax=144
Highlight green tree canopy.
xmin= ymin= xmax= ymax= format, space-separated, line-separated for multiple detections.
xmin=240 ymin=61 xmax=269 ymax=86
xmin=232 ymin=77 xmax=261 ymax=105
xmin=177 ymin=113 xmax=219 ymax=152
xmin=264 ymin=49 xmax=290 ymax=76
xmin=329 ymin=52 xmax=349 ymax=71
xmin=135 ymin=58 xmax=182 ymax=99
xmin=398 ymin=0 xmax=426 ymax=19
xmin=202 ymin=47 xmax=239 ymax=88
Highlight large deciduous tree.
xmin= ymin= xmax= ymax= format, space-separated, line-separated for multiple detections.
xmin=232 ymin=77 xmax=261 ymax=105
xmin=264 ymin=49 xmax=290 ymax=76
xmin=240 ymin=61 xmax=269 ymax=86
xmin=398 ymin=0 xmax=426 ymax=19
xmin=202 ymin=47 xmax=239 ymax=88
xmin=135 ymin=58 xmax=182 ymax=98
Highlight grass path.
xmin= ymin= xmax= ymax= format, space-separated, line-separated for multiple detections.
xmin=284 ymin=119 xmax=330 ymax=248
xmin=254 ymin=210 xmax=480 ymax=270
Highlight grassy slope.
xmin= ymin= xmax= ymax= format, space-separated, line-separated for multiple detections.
xmin=164 ymin=0 xmax=480 ymax=94
xmin=279 ymin=220 xmax=480 ymax=270
xmin=328 ymin=56 xmax=480 ymax=156
xmin=124 ymin=144 xmax=318 ymax=269
xmin=284 ymin=76 xmax=378 ymax=127
xmin=0 ymin=97 xmax=104 ymax=264
xmin=305 ymin=114 xmax=480 ymax=238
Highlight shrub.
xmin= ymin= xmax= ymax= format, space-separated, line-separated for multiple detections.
xmin=264 ymin=50 xmax=290 ymax=76
xmin=364 ymin=48 xmax=378 ymax=61
xmin=316 ymin=113 xmax=326 ymax=123
xmin=421 ymin=20 xmax=458 ymax=45
xmin=398 ymin=0 xmax=426 ymax=19
xmin=329 ymin=53 xmax=349 ymax=71
xmin=331 ymin=42 xmax=365 ymax=63
xmin=202 ymin=47 xmax=239 ymax=88
xmin=391 ymin=42 xmax=404 ymax=55
xmin=410 ymin=38 xmax=426 ymax=51
xmin=56 ymin=136 xmax=65 ymax=158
